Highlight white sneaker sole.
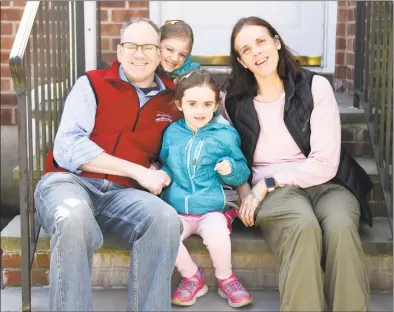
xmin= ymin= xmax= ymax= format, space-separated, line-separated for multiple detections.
xmin=218 ymin=288 xmax=252 ymax=308
xmin=171 ymin=284 xmax=209 ymax=306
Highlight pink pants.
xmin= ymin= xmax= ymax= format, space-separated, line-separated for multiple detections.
xmin=175 ymin=212 xmax=232 ymax=280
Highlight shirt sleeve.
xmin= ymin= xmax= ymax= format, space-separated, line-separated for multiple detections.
xmin=274 ymin=75 xmax=341 ymax=188
xmin=53 ymin=75 xmax=104 ymax=173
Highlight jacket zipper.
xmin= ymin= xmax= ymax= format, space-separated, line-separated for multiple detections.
xmin=185 ymin=131 xmax=198 ymax=212
xmin=192 ymin=140 xmax=204 ymax=177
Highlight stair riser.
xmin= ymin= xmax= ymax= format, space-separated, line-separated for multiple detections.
xmin=2 ymin=251 xmax=392 ymax=292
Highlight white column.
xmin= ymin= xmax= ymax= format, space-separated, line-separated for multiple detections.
xmin=84 ymin=1 xmax=97 ymax=71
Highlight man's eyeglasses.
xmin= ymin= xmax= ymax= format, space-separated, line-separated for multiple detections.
xmin=120 ymin=42 xmax=159 ymax=55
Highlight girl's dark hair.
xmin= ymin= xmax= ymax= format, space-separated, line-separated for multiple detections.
xmin=226 ymin=16 xmax=299 ymax=98
xmin=174 ymin=70 xmax=220 ymax=103
xmin=160 ymin=20 xmax=194 ymax=49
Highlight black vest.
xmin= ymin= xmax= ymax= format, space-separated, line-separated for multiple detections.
xmin=225 ymin=68 xmax=373 ymax=226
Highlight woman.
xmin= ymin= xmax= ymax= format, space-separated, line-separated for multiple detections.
xmin=221 ymin=16 xmax=372 ymax=311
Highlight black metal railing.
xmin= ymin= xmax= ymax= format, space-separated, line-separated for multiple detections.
xmin=8 ymin=2 xmax=84 ymax=311
xmin=354 ymin=1 xmax=393 ymax=235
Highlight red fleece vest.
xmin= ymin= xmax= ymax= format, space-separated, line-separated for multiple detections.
xmin=44 ymin=61 xmax=181 ymax=188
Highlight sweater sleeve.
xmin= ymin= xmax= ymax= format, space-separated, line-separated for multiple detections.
xmin=274 ymin=75 xmax=341 ymax=188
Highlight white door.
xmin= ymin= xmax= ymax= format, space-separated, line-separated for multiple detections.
xmin=150 ymin=1 xmax=337 ymax=73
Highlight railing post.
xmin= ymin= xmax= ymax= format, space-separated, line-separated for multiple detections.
xmin=75 ymin=1 xmax=85 ymax=78
xmin=353 ymin=2 xmax=365 ymax=108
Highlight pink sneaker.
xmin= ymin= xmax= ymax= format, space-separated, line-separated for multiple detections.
xmin=218 ymin=274 xmax=252 ymax=308
xmin=171 ymin=268 xmax=208 ymax=306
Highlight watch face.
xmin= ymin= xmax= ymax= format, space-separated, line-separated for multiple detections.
xmin=265 ymin=177 xmax=275 ymax=188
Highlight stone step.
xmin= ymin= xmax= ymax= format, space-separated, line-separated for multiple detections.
xmin=1 ymin=287 xmax=393 ymax=312
xmin=1 ymin=216 xmax=392 ymax=291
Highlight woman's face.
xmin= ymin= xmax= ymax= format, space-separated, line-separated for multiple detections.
xmin=234 ymin=25 xmax=281 ymax=78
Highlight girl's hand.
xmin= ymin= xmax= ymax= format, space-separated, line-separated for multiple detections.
xmin=239 ymin=181 xmax=267 ymax=227
xmin=214 ymin=160 xmax=232 ymax=176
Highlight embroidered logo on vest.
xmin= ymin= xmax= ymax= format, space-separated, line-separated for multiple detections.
xmin=156 ymin=111 xmax=173 ymax=123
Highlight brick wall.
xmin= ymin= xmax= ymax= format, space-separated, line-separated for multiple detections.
xmin=335 ymin=1 xmax=356 ymax=94
xmin=0 ymin=1 xmax=26 ymax=126
xmin=98 ymin=1 xmax=148 ymax=68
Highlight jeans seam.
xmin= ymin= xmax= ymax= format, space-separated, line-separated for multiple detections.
xmin=132 ymin=243 xmax=139 ymax=311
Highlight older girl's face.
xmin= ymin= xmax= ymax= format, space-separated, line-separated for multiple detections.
xmin=234 ymin=25 xmax=281 ymax=78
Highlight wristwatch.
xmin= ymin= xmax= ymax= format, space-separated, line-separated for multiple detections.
xmin=264 ymin=176 xmax=276 ymax=193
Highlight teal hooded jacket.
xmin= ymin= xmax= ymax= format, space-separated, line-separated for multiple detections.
xmin=160 ymin=115 xmax=250 ymax=215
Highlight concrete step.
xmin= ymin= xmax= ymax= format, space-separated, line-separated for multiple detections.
xmin=1 ymin=215 xmax=392 ymax=291
xmin=1 ymin=287 xmax=393 ymax=312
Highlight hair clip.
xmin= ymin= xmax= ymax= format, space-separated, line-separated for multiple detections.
xmin=165 ymin=20 xmax=179 ymax=25
xmin=179 ymin=72 xmax=193 ymax=82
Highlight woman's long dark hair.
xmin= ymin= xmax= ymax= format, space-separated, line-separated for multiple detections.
xmin=226 ymin=16 xmax=299 ymax=98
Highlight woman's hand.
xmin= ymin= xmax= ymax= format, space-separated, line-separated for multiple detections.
xmin=238 ymin=181 xmax=268 ymax=227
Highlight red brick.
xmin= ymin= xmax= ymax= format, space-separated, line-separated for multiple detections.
xmin=0 ymin=107 xmax=16 ymax=125
xmin=347 ymin=7 xmax=355 ymax=21
xmin=111 ymin=9 xmax=148 ymax=23
xmin=0 ymin=8 xmax=24 ymax=21
xmin=337 ymin=23 xmax=346 ymax=36
xmin=348 ymin=1 xmax=357 ymax=7
xmin=337 ymin=8 xmax=348 ymax=23
xmin=127 ymin=1 xmax=148 ymax=8
xmin=337 ymin=1 xmax=347 ymax=7
xmin=335 ymin=65 xmax=347 ymax=79
xmin=336 ymin=38 xmax=346 ymax=50
xmin=3 ymin=269 xmax=49 ymax=286
xmin=101 ymin=38 xmax=111 ymax=50
xmin=347 ymin=23 xmax=356 ymax=36
xmin=101 ymin=52 xmax=117 ymax=65
xmin=100 ymin=1 xmax=126 ymax=8
xmin=1 ymin=65 xmax=12 ymax=77
xmin=1 ymin=51 xmax=10 ymax=64
xmin=346 ymin=38 xmax=354 ymax=51
xmin=0 ymin=1 xmax=11 ymax=7
xmin=100 ymin=9 xmax=109 ymax=22
xmin=0 ymin=22 xmax=13 ymax=35
xmin=346 ymin=67 xmax=354 ymax=80
xmin=33 ymin=253 xmax=50 ymax=268
xmin=346 ymin=53 xmax=354 ymax=66
xmin=12 ymin=1 xmax=27 ymax=7
xmin=336 ymin=52 xmax=345 ymax=65
xmin=1 ymin=93 xmax=17 ymax=105
xmin=1 ymin=78 xmax=11 ymax=91
xmin=2 ymin=253 xmax=20 ymax=268
xmin=112 ymin=38 xmax=120 ymax=49
xmin=1 ymin=36 xmax=16 ymax=50
xmin=101 ymin=23 xmax=122 ymax=36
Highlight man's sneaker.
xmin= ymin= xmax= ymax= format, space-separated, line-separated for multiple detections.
xmin=171 ymin=268 xmax=208 ymax=306
xmin=218 ymin=274 xmax=252 ymax=308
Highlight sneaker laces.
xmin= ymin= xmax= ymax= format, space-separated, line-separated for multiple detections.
xmin=179 ymin=279 xmax=196 ymax=293
xmin=225 ymin=279 xmax=245 ymax=293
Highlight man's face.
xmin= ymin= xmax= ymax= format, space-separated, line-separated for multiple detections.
xmin=117 ymin=22 xmax=161 ymax=87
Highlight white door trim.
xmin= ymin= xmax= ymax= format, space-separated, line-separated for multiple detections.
xmin=84 ymin=2 xmax=97 ymax=71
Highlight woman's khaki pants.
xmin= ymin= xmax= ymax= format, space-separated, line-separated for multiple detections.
xmin=255 ymin=183 xmax=370 ymax=311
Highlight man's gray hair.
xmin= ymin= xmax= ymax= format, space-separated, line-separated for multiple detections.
xmin=120 ymin=17 xmax=161 ymax=39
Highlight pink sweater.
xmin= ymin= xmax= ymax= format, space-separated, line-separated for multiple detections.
xmin=220 ymin=75 xmax=341 ymax=188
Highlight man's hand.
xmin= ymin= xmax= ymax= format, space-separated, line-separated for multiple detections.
xmin=214 ymin=160 xmax=232 ymax=176
xmin=238 ymin=181 xmax=267 ymax=227
xmin=135 ymin=168 xmax=171 ymax=195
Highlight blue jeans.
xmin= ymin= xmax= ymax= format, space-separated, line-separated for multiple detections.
xmin=34 ymin=172 xmax=181 ymax=311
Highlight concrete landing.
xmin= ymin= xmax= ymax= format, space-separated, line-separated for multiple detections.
xmin=1 ymin=287 xmax=393 ymax=312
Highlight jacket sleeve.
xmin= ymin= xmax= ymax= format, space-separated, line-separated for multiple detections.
xmin=159 ymin=129 xmax=173 ymax=180
xmin=217 ymin=131 xmax=250 ymax=187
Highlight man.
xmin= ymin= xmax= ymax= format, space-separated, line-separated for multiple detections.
xmin=34 ymin=17 xmax=182 ymax=311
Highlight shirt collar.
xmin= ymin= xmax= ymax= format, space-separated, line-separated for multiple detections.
xmin=119 ymin=65 xmax=166 ymax=92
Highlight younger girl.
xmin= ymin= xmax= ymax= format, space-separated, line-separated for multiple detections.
xmin=159 ymin=70 xmax=252 ymax=308
xmin=159 ymin=20 xmax=200 ymax=79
